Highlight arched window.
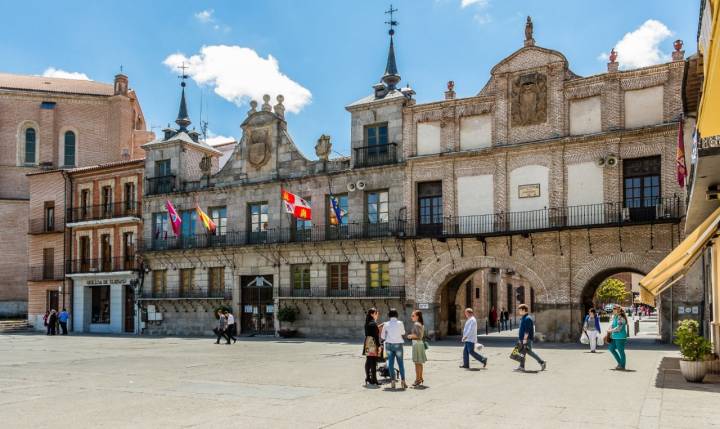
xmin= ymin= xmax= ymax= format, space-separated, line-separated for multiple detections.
xmin=25 ymin=128 xmax=36 ymax=164
xmin=64 ymin=131 xmax=76 ymax=167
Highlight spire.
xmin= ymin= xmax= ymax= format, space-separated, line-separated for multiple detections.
xmin=381 ymin=5 xmax=401 ymax=90
xmin=175 ymin=63 xmax=191 ymax=131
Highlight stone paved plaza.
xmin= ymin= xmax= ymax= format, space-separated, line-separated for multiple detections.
xmin=1 ymin=328 xmax=719 ymax=429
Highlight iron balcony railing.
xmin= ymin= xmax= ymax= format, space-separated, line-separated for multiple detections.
xmin=66 ymin=202 xmax=141 ymax=223
xmin=146 ymin=175 xmax=176 ymax=195
xmin=27 ymin=265 xmax=65 ymax=281
xmin=140 ymin=286 xmax=231 ymax=300
xmin=28 ymin=216 xmax=64 ymax=234
xmin=66 ymin=257 xmax=139 ymax=274
xmin=278 ymin=285 xmax=405 ymax=299
xmin=405 ymin=196 xmax=683 ymax=238
xmin=354 ymin=143 xmax=398 ymax=168
xmin=144 ymin=220 xmax=405 ymax=251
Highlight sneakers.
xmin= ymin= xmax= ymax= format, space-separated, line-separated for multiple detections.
xmin=459 ymin=365 xmax=469 ymax=369
xmin=514 ymin=367 xmax=526 ymax=372
xmin=541 ymin=361 xmax=547 ymax=371
xmin=482 ymin=358 xmax=488 ymax=368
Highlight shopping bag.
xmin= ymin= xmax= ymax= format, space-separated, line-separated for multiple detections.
xmin=596 ymin=333 xmax=605 ymax=346
xmin=580 ymin=332 xmax=589 ymax=345
xmin=509 ymin=343 xmax=526 ymax=362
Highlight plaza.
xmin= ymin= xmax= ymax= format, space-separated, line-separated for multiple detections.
xmin=1 ymin=322 xmax=718 ymax=429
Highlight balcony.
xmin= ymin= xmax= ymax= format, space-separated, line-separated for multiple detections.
xmin=66 ymin=257 xmax=139 ymax=274
xmin=139 ymin=286 xmax=231 ymax=300
xmin=405 ymin=196 xmax=683 ymax=238
xmin=144 ymin=220 xmax=405 ymax=251
xmin=146 ymin=175 xmax=176 ymax=195
xmin=353 ymin=143 xmax=398 ymax=168
xmin=66 ymin=202 xmax=141 ymax=224
xmin=278 ymin=285 xmax=405 ymax=299
xmin=28 ymin=265 xmax=65 ymax=281
xmin=28 ymin=216 xmax=64 ymax=234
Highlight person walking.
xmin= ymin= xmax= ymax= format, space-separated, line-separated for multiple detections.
xmin=380 ymin=308 xmax=407 ymax=390
xmin=362 ymin=308 xmax=381 ymax=387
xmin=460 ymin=308 xmax=488 ymax=369
xmin=515 ymin=304 xmax=546 ymax=372
xmin=607 ymin=304 xmax=629 ymax=370
xmin=490 ymin=306 xmax=498 ymax=329
xmin=48 ymin=310 xmax=58 ymax=336
xmin=43 ymin=311 xmax=50 ymax=335
xmin=213 ymin=309 xmax=228 ymax=344
xmin=58 ymin=308 xmax=69 ymax=335
xmin=407 ymin=310 xmax=427 ymax=387
xmin=583 ymin=308 xmax=601 ymax=352
xmin=500 ymin=307 xmax=509 ymax=331
xmin=224 ymin=310 xmax=237 ymax=344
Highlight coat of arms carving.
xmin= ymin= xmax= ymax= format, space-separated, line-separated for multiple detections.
xmin=247 ymin=128 xmax=270 ymax=168
xmin=511 ymin=72 xmax=547 ymax=126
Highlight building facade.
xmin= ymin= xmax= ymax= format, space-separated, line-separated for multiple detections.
xmin=2 ymin=72 xmax=151 ymax=317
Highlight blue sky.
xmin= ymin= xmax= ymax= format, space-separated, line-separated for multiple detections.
xmin=1 ymin=1 xmax=699 ymax=157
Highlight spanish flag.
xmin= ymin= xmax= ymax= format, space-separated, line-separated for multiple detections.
xmin=196 ymin=204 xmax=217 ymax=233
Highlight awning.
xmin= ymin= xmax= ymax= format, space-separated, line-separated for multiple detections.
xmin=639 ymin=206 xmax=720 ymax=297
xmin=698 ymin=0 xmax=720 ymax=138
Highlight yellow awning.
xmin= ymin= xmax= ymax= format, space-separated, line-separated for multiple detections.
xmin=639 ymin=206 xmax=720 ymax=296
xmin=698 ymin=0 xmax=720 ymax=137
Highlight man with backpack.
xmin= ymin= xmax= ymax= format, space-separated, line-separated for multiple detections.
xmin=515 ymin=304 xmax=546 ymax=372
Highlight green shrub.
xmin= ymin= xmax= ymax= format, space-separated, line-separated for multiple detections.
xmin=674 ymin=319 xmax=712 ymax=361
xmin=277 ymin=306 xmax=298 ymax=324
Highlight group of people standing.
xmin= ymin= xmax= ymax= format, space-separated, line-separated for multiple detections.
xmin=43 ymin=308 xmax=69 ymax=335
xmin=213 ymin=309 xmax=238 ymax=344
xmin=582 ymin=304 xmax=630 ymax=370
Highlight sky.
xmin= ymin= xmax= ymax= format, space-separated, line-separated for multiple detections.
xmin=1 ymin=0 xmax=699 ymax=158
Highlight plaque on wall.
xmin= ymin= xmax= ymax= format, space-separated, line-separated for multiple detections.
xmin=518 ymin=184 xmax=541 ymax=198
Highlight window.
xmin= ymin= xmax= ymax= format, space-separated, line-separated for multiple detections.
xmin=367 ymin=262 xmax=390 ymax=289
xmin=292 ymin=264 xmax=311 ymax=289
xmin=25 ymin=128 xmax=36 ymax=164
xmin=328 ymin=194 xmax=348 ymax=225
xmin=80 ymin=189 xmax=90 ymax=219
xmin=91 ymin=286 xmax=111 ymax=324
xmin=180 ymin=268 xmax=194 ymax=297
xmin=123 ymin=232 xmax=134 ymax=270
xmin=100 ymin=234 xmax=112 ymax=271
xmin=293 ymin=198 xmax=312 ymax=241
xmin=153 ymin=212 xmax=168 ymax=240
xmin=623 ymin=156 xmax=661 ymax=222
xmin=79 ymin=236 xmax=90 ymax=272
xmin=44 ymin=202 xmax=55 ymax=232
xmin=101 ymin=186 xmax=112 ymax=217
xmin=124 ymin=182 xmax=135 ymax=212
xmin=152 ymin=270 xmax=167 ymax=296
xmin=248 ymin=202 xmax=268 ymax=243
xmin=417 ymin=181 xmax=443 ymax=235
xmin=210 ymin=206 xmax=227 ymax=236
xmin=367 ymin=191 xmax=389 ymax=224
xmin=180 ymin=210 xmax=197 ymax=237
xmin=328 ymin=263 xmax=349 ymax=291
xmin=208 ymin=267 xmax=224 ymax=297
xmin=365 ymin=123 xmax=389 ymax=151
xmin=155 ymin=159 xmax=171 ymax=177
xmin=63 ymin=131 xmax=76 ymax=167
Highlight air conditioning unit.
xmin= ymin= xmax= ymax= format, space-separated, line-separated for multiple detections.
xmin=347 ymin=182 xmax=356 ymax=192
xmin=605 ymin=155 xmax=618 ymax=167
xmin=356 ymin=180 xmax=366 ymax=190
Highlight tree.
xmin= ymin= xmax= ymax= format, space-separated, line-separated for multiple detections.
xmin=595 ymin=278 xmax=630 ymax=305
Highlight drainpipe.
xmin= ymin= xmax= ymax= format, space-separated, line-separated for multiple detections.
xmin=61 ymin=170 xmax=73 ymax=331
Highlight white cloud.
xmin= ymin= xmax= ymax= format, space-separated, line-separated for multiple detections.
xmin=460 ymin=0 xmax=491 ymax=24
xmin=205 ymin=134 xmax=235 ymax=146
xmin=42 ymin=67 xmax=90 ymax=80
xmin=194 ymin=9 xmax=214 ymax=24
xmin=604 ymin=19 xmax=673 ymax=69
xmin=164 ymin=45 xmax=312 ymax=114
xmin=473 ymin=13 xmax=492 ymax=24
xmin=461 ymin=0 xmax=488 ymax=7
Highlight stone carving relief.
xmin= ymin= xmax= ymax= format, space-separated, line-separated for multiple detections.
xmin=247 ymin=127 xmax=271 ymax=168
xmin=315 ymin=134 xmax=332 ymax=161
xmin=511 ymin=72 xmax=547 ymax=127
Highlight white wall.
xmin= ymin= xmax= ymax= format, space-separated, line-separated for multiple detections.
xmin=509 ymin=165 xmax=549 ymax=230
xmin=417 ymin=121 xmax=441 ymax=155
xmin=569 ymin=96 xmax=601 ymax=135
xmin=460 ymin=115 xmax=492 ymax=150
xmin=624 ymin=86 xmax=664 ymax=128
xmin=457 ymin=175 xmax=494 ymax=233
xmin=567 ymin=162 xmax=604 ymax=226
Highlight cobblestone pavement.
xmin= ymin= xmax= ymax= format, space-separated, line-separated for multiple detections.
xmin=0 ymin=330 xmax=718 ymax=429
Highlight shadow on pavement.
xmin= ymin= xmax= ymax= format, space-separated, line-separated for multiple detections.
xmin=655 ymin=357 xmax=720 ymax=392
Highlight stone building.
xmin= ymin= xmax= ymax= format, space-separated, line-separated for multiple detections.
xmin=1 ymin=72 xmax=152 ymax=317
xmin=401 ymin=18 xmax=694 ymax=341
xmin=23 ymin=74 xmax=152 ymax=329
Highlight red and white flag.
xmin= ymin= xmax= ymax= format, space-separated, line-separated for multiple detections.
xmin=281 ymin=188 xmax=312 ymax=220
xmin=676 ymin=117 xmax=687 ymax=187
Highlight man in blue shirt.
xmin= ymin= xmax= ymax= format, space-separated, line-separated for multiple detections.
xmin=58 ymin=308 xmax=69 ymax=335
xmin=516 ymin=304 xmax=546 ymax=372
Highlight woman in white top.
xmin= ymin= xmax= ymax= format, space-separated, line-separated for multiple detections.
xmin=381 ymin=308 xmax=407 ymax=389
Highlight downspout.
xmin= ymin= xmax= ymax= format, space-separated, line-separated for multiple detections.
xmin=61 ymin=170 xmax=73 ymax=331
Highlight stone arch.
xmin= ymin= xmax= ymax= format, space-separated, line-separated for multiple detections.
xmin=572 ymin=252 xmax=660 ymax=303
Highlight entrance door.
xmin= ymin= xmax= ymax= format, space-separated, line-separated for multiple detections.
xmin=124 ymin=284 xmax=134 ymax=333
xmin=47 ymin=290 xmax=59 ymax=312
xmin=240 ymin=275 xmax=274 ymax=335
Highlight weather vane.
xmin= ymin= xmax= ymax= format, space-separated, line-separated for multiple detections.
xmin=178 ymin=62 xmax=189 ymax=87
xmin=385 ymin=4 xmax=398 ymax=36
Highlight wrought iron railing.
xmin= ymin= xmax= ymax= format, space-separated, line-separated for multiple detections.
xmin=66 ymin=257 xmax=139 ymax=274
xmin=27 ymin=265 xmax=65 ymax=281
xmin=66 ymin=202 xmax=141 ymax=223
xmin=278 ymin=285 xmax=405 ymax=299
xmin=146 ymin=175 xmax=176 ymax=195
xmin=140 ymin=286 xmax=231 ymax=300
xmin=28 ymin=216 xmax=64 ymax=234
xmin=354 ymin=143 xmax=398 ymax=168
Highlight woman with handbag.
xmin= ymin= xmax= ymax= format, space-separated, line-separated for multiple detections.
xmin=407 ymin=310 xmax=427 ymax=387
xmin=363 ymin=308 xmax=381 ymax=387
xmin=607 ymin=304 xmax=629 ymax=370
xmin=583 ymin=308 xmax=602 ymax=353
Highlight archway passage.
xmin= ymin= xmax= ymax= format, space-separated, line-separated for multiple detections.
xmin=435 ymin=267 xmax=535 ymax=338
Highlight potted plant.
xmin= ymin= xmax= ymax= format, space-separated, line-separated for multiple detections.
xmin=277 ymin=306 xmax=299 ymax=338
xmin=674 ymin=319 xmax=712 ymax=383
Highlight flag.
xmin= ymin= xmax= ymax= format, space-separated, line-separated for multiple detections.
xmin=676 ymin=117 xmax=687 ymax=187
xmin=196 ymin=204 xmax=217 ymax=233
xmin=165 ymin=200 xmax=182 ymax=236
xmin=329 ymin=193 xmax=345 ymax=225
xmin=282 ymin=188 xmax=312 ymax=220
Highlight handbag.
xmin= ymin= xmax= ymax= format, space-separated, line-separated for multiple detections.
xmin=596 ymin=332 xmax=604 ymax=346
xmin=423 ymin=339 xmax=429 ymax=350
xmin=509 ymin=342 xmax=526 ymax=362
xmin=604 ymin=331 xmax=613 ymax=344
xmin=364 ymin=336 xmax=378 ymax=357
